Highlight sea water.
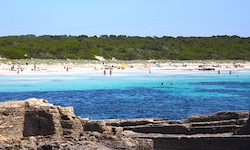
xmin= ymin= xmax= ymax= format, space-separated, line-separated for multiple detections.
xmin=0 ymin=70 xmax=249 ymax=120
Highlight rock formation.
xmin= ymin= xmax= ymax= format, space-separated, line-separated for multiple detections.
xmin=0 ymin=98 xmax=249 ymax=149
xmin=0 ymin=98 xmax=152 ymax=149
xmin=235 ymin=110 xmax=250 ymax=135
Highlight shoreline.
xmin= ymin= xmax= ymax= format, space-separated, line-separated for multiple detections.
xmin=1 ymin=60 xmax=250 ymax=75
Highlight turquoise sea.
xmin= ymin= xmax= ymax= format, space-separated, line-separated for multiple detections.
xmin=0 ymin=70 xmax=249 ymax=120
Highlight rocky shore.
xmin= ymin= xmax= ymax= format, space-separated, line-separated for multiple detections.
xmin=0 ymin=98 xmax=249 ymax=149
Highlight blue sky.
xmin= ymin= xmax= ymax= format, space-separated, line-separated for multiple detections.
xmin=0 ymin=0 xmax=249 ymax=37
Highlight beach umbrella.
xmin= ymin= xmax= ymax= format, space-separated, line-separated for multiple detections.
xmin=121 ymin=63 xmax=127 ymax=67
xmin=117 ymin=63 xmax=127 ymax=69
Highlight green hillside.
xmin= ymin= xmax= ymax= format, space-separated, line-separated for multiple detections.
xmin=0 ymin=35 xmax=249 ymax=60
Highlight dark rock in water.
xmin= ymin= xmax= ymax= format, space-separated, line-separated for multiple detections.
xmin=0 ymin=98 xmax=249 ymax=149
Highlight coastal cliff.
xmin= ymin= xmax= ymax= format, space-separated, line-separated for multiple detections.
xmin=0 ymin=98 xmax=249 ymax=149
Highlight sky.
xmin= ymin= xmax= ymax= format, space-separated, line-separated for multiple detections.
xmin=0 ymin=0 xmax=250 ymax=37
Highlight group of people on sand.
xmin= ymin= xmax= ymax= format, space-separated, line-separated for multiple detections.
xmin=10 ymin=64 xmax=24 ymax=74
xmin=10 ymin=63 xmax=39 ymax=74
xmin=64 ymin=66 xmax=72 ymax=72
xmin=104 ymin=68 xmax=112 ymax=76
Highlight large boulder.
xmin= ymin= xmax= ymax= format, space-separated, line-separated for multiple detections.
xmin=0 ymin=98 xmax=82 ymax=139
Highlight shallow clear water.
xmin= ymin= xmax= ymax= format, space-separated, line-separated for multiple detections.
xmin=0 ymin=70 xmax=249 ymax=120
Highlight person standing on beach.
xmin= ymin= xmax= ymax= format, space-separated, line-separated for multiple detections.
xmin=110 ymin=68 xmax=112 ymax=76
xmin=11 ymin=65 xmax=15 ymax=71
xmin=17 ymin=64 xmax=20 ymax=74
xmin=34 ymin=63 xmax=36 ymax=71
xmin=104 ymin=69 xmax=106 ymax=76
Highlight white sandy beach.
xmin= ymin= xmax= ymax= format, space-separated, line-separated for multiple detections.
xmin=0 ymin=60 xmax=250 ymax=75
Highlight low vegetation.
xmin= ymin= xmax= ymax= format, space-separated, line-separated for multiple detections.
xmin=0 ymin=35 xmax=249 ymax=60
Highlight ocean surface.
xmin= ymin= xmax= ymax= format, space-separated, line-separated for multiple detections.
xmin=0 ymin=70 xmax=249 ymax=120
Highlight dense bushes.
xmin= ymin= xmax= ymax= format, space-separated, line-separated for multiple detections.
xmin=0 ymin=35 xmax=249 ymax=60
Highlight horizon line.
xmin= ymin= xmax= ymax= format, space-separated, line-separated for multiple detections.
xmin=0 ymin=34 xmax=249 ymax=38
